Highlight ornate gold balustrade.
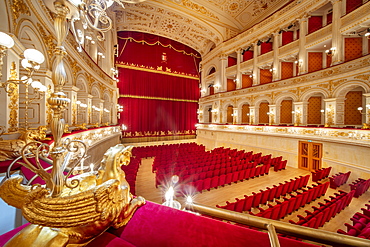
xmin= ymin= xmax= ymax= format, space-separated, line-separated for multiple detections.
xmin=49 ymin=126 xmax=121 ymax=149
xmin=196 ymin=124 xmax=370 ymax=147
xmin=226 ymin=64 xmax=237 ymax=76
xmin=306 ymin=24 xmax=332 ymax=48
xmin=257 ymin=51 xmax=273 ymax=65
xmin=341 ymin=1 xmax=370 ymax=33
xmin=278 ymin=40 xmax=299 ymax=58
xmin=240 ymin=59 xmax=253 ymax=71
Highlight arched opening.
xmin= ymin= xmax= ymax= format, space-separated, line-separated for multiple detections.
xmin=280 ymin=98 xmax=293 ymax=124
xmin=259 ymin=101 xmax=269 ymax=124
xmin=344 ymin=87 xmax=364 ymax=126
xmin=226 ymin=105 xmax=233 ymax=124
xmin=307 ymin=94 xmax=324 ymax=126
xmin=242 ymin=104 xmax=250 ymax=124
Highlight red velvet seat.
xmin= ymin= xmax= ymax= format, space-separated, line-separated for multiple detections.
xmin=244 ymin=195 xmax=253 ymax=211
xmin=210 ymin=176 xmax=219 ymax=189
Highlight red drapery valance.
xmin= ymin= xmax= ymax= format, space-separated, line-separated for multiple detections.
xmin=117 ymin=31 xmax=201 ymax=77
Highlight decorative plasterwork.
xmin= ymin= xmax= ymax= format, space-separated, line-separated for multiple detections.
xmin=115 ymin=3 xmax=222 ymax=55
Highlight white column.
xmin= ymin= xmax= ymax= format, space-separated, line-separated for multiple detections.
xmin=331 ymin=0 xmax=344 ymax=65
xmin=212 ymin=102 xmax=220 ymax=124
xmin=252 ymin=43 xmax=259 ymax=85
xmin=293 ymin=102 xmax=307 ymax=126
xmin=323 ymin=98 xmax=337 ymax=127
xmin=268 ymin=104 xmax=276 ymax=125
xmin=364 ymin=93 xmax=370 ymax=128
xmin=249 ymin=106 xmax=256 ymax=125
xmin=87 ymin=95 xmax=93 ymax=125
xmin=232 ymin=107 xmax=238 ymax=124
xmin=236 ymin=49 xmax=242 ymax=89
xmin=272 ymin=33 xmax=280 ymax=81
xmin=298 ymin=15 xmax=309 ymax=75
xmin=217 ymin=54 xmax=227 ymax=92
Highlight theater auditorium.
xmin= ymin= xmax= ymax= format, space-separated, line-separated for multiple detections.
xmin=0 ymin=0 xmax=369 ymax=246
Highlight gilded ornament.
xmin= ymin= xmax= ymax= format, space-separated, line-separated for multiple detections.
xmin=0 ymin=126 xmax=48 ymax=161
xmin=11 ymin=0 xmax=31 ymax=29
xmin=0 ymin=144 xmax=145 ymax=246
xmin=7 ymin=62 xmax=19 ymax=133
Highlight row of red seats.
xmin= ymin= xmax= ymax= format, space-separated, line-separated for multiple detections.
xmin=121 ymin=157 xmax=141 ymax=195
xmin=179 ymin=164 xmax=271 ymax=193
xmin=132 ymin=143 xmax=205 ymax=158
xmin=270 ymin=156 xmax=282 ymax=167
xmin=216 ymin=175 xmax=310 ymax=213
xmin=255 ymin=182 xmax=330 ymax=220
xmin=312 ymin=167 xmax=332 ymax=182
xmin=153 ymin=149 xmax=260 ymax=171
xmin=349 ymin=178 xmax=370 ymax=198
xmin=291 ymin=190 xmax=354 ymax=229
xmin=329 ymin=171 xmax=351 ymax=189
xmin=337 ymin=204 xmax=370 ymax=239
xmin=273 ymin=160 xmax=287 ymax=172
xmin=156 ymin=160 xmax=264 ymax=181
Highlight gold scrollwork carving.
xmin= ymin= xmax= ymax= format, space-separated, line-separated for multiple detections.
xmin=11 ymin=0 xmax=30 ymax=29
xmin=7 ymin=62 xmax=19 ymax=133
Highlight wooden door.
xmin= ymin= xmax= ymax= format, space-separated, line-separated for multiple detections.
xmin=298 ymin=141 xmax=322 ymax=171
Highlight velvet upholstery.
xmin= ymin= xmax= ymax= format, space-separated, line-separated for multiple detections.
xmin=108 ymin=201 xmax=318 ymax=247
xmin=1 ymin=202 xmax=321 ymax=247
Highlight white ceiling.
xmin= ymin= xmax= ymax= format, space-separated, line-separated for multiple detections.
xmin=113 ymin=0 xmax=292 ymax=55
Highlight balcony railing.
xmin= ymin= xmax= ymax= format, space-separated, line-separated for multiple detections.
xmin=306 ymin=24 xmax=332 ymax=47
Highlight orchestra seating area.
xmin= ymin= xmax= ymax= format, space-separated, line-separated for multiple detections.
xmin=130 ymin=143 xmax=287 ymax=194
xmin=290 ymin=190 xmax=355 ymax=229
xmin=311 ymin=167 xmax=331 ymax=182
xmin=337 ymin=202 xmax=370 ymax=239
xmin=349 ymin=178 xmax=370 ymax=198
xmin=329 ymin=171 xmax=351 ymax=189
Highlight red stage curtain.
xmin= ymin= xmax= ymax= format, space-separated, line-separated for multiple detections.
xmin=228 ymin=57 xmax=237 ymax=67
xmin=282 ymin=31 xmax=294 ymax=46
xmin=243 ymin=51 xmax=253 ymax=61
xmin=308 ymin=16 xmax=323 ymax=34
xmin=119 ymin=97 xmax=198 ymax=133
xmin=116 ymin=31 xmax=200 ymax=136
xmin=118 ymin=68 xmax=199 ymax=100
xmin=260 ymin=42 xmax=273 ymax=55
xmin=117 ymin=31 xmax=201 ymax=76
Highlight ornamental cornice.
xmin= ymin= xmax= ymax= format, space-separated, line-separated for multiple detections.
xmin=222 ymin=0 xmax=322 ymax=52
xmin=197 ymin=124 xmax=370 ymax=148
